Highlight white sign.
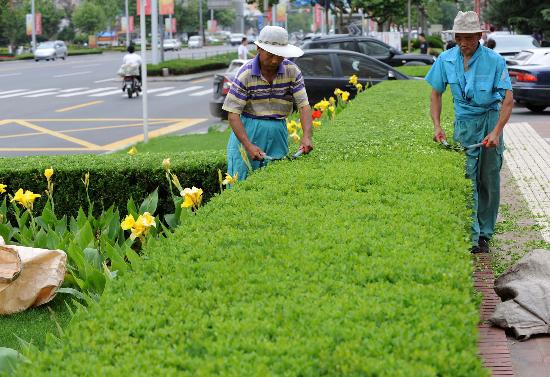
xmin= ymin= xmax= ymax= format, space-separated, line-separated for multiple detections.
xmin=368 ymin=31 xmax=401 ymax=51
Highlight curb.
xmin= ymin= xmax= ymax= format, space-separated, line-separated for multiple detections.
xmin=147 ymin=68 xmax=225 ymax=82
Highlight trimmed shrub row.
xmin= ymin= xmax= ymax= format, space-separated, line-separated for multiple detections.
xmin=147 ymin=52 xmax=236 ymax=76
xmin=16 ymin=81 xmax=487 ymax=376
xmin=0 ymin=151 xmax=226 ymax=221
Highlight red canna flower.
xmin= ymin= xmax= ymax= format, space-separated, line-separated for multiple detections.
xmin=312 ymin=110 xmax=322 ymax=119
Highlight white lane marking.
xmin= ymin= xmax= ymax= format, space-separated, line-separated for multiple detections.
xmin=25 ymin=92 xmax=59 ymax=98
xmin=57 ymin=87 xmax=117 ymax=97
xmin=0 ymin=73 xmax=22 ymax=78
xmin=189 ymin=88 xmax=213 ymax=96
xmin=28 ymin=87 xmax=89 ymax=97
xmin=59 ymin=87 xmax=89 ymax=93
xmin=118 ymin=87 xmax=177 ymax=98
xmin=53 ymin=71 xmax=93 ymax=78
xmin=0 ymin=89 xmax=59 ymax=98
xmin=0 ymin=89 xmax=27 ymax=95
xmin=94 ymin=78 xmax=118 ymax=83
xmin=74 ymin=64 xmax=101 ymax=68
xmin=90 ymin=89 xmax=126 ymax=97
xmin=155 ymin=86 xmax=203 ymax=96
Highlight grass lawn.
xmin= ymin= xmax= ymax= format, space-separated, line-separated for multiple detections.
xmin=0 ymin=295 xmax=72 ymax=351
xmin=115 ymin=127 xmax=231 ymax=154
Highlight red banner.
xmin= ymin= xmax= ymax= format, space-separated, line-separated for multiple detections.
xmin=159 ymin=0 xmax=174 ymax=15
xmin=26 ymin=13 xmax=42 ymax=36
xmin=314 ymin=4 xmax=321 ymax=27
xmin=136 ymin=0 xmax=151 ymax=16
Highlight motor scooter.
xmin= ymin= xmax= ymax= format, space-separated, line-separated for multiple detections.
xmin=122 ymin=75 xmax=141 ymax=98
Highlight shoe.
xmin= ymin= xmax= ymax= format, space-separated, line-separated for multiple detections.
xmin=478 ymin=237 xmax=490 ymax=253
xmin=470 ymin=245 xmax=483 ymax=254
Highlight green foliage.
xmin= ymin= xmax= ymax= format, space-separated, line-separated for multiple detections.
xmin=72 ymin=1 xmax=107 ymax=34
xmin=147 ymin=52 xmax=237 ymax=76
xmin=485 ymin=0 xmax=549 ymax=36
xmin=15 ymin=81 xmax=487 ymax=376
xmin=0 ymin=152 xmax=225 ymax=222
xmin=395 ymin=65 xmax=431 ymax=77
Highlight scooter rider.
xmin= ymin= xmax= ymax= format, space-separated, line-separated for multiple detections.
xmin=122 ymin=44 xmax=142 ymax=84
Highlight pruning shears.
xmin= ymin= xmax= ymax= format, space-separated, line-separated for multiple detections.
xmin=262 ymin=149 xmax=303 ymax=161
xmin=441 ymin=139 xmax=488 ymax=151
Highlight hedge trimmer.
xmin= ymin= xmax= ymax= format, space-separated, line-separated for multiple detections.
xmin=441 ymin=139 xmax=488 ymax=152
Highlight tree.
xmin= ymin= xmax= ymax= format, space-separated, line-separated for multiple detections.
xmin=215 ymin=9 xmax=236 ymax=27
xmin=485 ymin=0 xmax=549 ymax=36
xmin=73 ymin=1 xmax=107 ymax=34
xmin=0 ymin=0 xmax=26 ymax=47
xmin=34 ymin=0 xmax=64 ymax=39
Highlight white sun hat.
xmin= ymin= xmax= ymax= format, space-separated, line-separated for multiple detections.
xmin=254 ymin=26 xmax=304 ymax=58
xmin=444 ymin=11 xmax=489 ymax=33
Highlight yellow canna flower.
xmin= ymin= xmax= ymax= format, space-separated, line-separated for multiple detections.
xmin=329 ymin=96 xmax=336 ymax=105
xmin=328 ymin=105 xmax=335 ymax=113
xmin=127 ymin=146 xmax=137 ymax=156
xmin=139 ymin=212 xmax=156 ymax=228
xmin=181 ymin=187 xmax=203 ymax=209
xmin=11 ymin=189 xmax=25 ymax=206
xmin=355 ymin=83 xmax=363 ymax=92
xmin=120 ymin=214 xmax=135 ymax=230
xmin=349 ymin=74 xmax=358 ymax=85
xmin=0 ymin=184 xmax=6 ymax=194
xmin=287 ymin=120 xmax=297 ymax=133
xmin=162 ymin=158 xmax=171 ymax=171
xmin=44 ymin=167 xmax=54 ymax=180
xmin=297 ymin=122 xmax=302 ymax=129
xmin=313 ymin=121 xmax=321 ymax=128
xmin=130 ymin=222 xmax=146 ymax=240
xmin=290 ymin=131 xmax=300 ymax=144
xmin=341 ymin=91 xmax=350 ymax=101
xmin=334 ymin=88 xmax=343 ymax=96
xmin=12 ymin=189 xmax=41 ymax=209
xmin=222 ymin=172 xmax=238 ymax=186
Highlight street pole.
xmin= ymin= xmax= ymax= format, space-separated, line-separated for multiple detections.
xmin=31 ymin=0 xmax=36 ymax=53
xmin=263 ymin=0 xmax=269 ymax=25
xmin=139 ymin=0 xmax=149 ymax=143
xmin=199 ymin=0 xmax=204 ymax=46
xmin=407 ymin=0 xmax=412 ymax=53
xmin=325 ymin=0 xmax=329 ymax=34
xmin=152 ymin=0 xmax=159 ymax=64
xmin=125 ymin=0 xmax=130 ymax=46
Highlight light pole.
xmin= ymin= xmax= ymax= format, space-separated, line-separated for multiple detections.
xmin=199 ymin=0 xmax=204 ymax=45
xmin=31 ymin=0 xmax=36 ymax=53
xmin=125 ymin=0 xmax=130 ymax=46
xmin=139 ymin=0 xmax=149 ymax=143
xmin=407 ymin=0 xmax=412 ymax=53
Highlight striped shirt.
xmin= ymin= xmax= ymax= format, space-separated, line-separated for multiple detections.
xmin=222 ymin=55 xmax=309 ymax=120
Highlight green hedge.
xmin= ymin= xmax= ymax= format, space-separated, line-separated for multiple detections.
xmin=15 ymin=81 xmax=487 ymax=376
xmin=68 ymin=48 xmax=103 ymax=56
xmin=0 ymin=151 xmax=225 ymax=220
xmin=147 ymin=52 xmax=236 ymax=76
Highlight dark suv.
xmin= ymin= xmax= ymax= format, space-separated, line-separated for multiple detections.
xmin=301 ymin=35 xmax=435 ymax=66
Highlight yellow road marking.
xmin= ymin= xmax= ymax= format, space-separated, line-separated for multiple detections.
xmin=15 ymin=120 xmax=102 ymax=149
xmin=191 ymin=77 xmax=211 ymax=84
xmin=0 ymin=147 xmax=92 ymax=152
xmin=55 ymin=100 xmax=103 ymax=113
xmin=0 ymin=120 xmax=13 ymax=126
xmin=101 ymin=118 xmax=207 ymax=150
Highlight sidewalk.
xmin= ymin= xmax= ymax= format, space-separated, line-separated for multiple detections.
xmin=477 ymin=121 xmax=550 ymax=377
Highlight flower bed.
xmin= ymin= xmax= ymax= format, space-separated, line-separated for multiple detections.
xmin=15 ymin=81 xmax=487 ymax=376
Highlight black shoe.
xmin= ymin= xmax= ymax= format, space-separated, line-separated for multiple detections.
xmin=478 ymin=237 xmax=490 ymax=253
xmin=470 ymin=245 xmax=484 ymax=254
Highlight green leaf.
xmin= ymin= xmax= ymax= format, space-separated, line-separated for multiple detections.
xmin=0 ymin=347 xmax=29 ymax=375
xmin=57 ymin=287 xmax=85 ymax=300
xmin=33 ymin=228 xmax=49 ymax=249
xmin=83 ymin=248 xmax=102 ymax=270
xmin=125 ymin=246 xmax=141 ymax=269
xmin=127 ymin=196 xmax=138 ymax=218
xmin=139 ymin=188 xmax=159 ymax=215
xmin=75 ymin=221 xmax=94 ymax=250
xmin=102 ymin=238 xmax=127 ymax=275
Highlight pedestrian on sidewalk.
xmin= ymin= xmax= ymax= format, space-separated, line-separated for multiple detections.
xmin=238 ymin=37 xmax=249 ymax=60
xmin=222 ymin=25 xmax=313 ymax=181
xmin=418 ymin=33 xmax=430 ymax=55
xmin=425 ymin=11 xmax=514 ymax=254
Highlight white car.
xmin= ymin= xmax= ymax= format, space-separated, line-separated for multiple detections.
xmin=34 ymin=40 xmax=67 ymax=61
xmin=188 ymin=36 xmax=203 ymax=49
xmin=230 ymin=33 xmax=245 ymax=46
xmin=163 ymin=38 xmax=181 ymax=51
xmin=507 ymin=47 xmax=550 ymax=66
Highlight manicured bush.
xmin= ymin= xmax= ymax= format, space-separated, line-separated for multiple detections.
xmin=68 ymin=48 xmax=103 ymax=56
xmin=147 ymin=52 xmax=237 ymax=76
xmin=15 ymin=81 xmax=487 ymax=376
xmin=0 ymin=151 xmax=225 ymax=220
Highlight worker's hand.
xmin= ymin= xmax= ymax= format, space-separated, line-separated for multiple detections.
xmin=433 ymin=126 xmax=447 ymax=143
xmin=246 ymin=144 xmax=265 ymax=160
xmin=300 ymin=135 xmax=313 ymax=154
xmin=483 ymin=131 xmax=500 ymax=148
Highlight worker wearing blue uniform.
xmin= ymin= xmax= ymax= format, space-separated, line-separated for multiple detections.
xmin=425 ymin=11 xmax=514 ymax=253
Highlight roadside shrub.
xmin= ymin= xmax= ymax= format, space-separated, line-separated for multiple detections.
xmin=147 ymin=52 xmax=237 ymax=76
xmin=16 ymin=81 xmax=487 ymax=376
xmin=68 ymin=48 xmax=103 ymax=56
xmin=0 ymin=151 xmax=225 ymax=220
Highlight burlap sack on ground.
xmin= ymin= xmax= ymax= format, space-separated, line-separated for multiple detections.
xmin=0 ymin=237 xmax=67 ymax=315
xmin=490 ymin=249 xmax=550 ymax=340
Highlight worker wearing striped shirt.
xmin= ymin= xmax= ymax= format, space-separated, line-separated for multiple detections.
xmin=222 ymin=26 xmax=313 ymax=181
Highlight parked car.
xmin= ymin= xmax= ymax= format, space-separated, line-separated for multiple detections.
xmin=230 ymin=33 xmax=245 ymax=46
xmin=188 ymin=35 xmax=203 ymax=49
xmin=507 ymin=47 xmax=550 ymax=66
xmin=209 ymin=50 xmax=410 ymax=119
xmin=300 ymin=35 xmax=435 ymax=66
xmin=163 ymin=38 xmax=181 ymax=51
xmin=508 ymin=59 xmax=550 ymax=113
xmin=491 ymin=35 xmax=540 ymax=58
xmin=34 ymin=40 xmax=67 ymax=61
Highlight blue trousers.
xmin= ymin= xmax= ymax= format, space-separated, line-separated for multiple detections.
xmin=454 ymin=110 xmax=503 ymax=245
xmin=227 ymin=115 xmax=288 ymax=181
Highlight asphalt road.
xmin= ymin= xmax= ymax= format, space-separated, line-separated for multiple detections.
xmin=0 ymin=48 xmax=232 ymax=157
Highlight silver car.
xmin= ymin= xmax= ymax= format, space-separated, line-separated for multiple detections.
xmin=34 ymin=40 xmax=68 ymax=61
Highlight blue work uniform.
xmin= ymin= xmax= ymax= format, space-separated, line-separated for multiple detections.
xmin=222 ymin=55 xmax=309 ymax=181
xmin=425 ymin=44 xmax=512 ymax=245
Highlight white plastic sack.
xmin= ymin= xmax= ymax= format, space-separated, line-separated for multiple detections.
xmin=0 ymin=237 xmax=67 ymax=315
xmin=118 ymin=63 xmax=140 ymax=76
